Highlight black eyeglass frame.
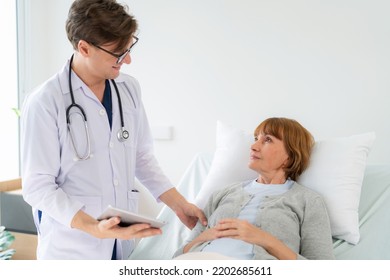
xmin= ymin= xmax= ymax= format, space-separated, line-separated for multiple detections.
xmin=92 ymin=36 xmax=139 ymax=64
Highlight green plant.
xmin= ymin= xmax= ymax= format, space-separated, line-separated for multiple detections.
xmin=12 ymin=108 xmax=21 ymax=117
xmin=0 ymin=226 xmax=15 ymax=260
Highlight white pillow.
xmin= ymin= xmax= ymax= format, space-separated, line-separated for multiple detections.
xmin=194 ymin=121 xmax=375 ymax=245
xmin=195 ymin=121 xmax=257 ymax=209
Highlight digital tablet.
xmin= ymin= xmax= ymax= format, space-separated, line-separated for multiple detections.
xmin=97 ymin=205 xmax=167 ymax=228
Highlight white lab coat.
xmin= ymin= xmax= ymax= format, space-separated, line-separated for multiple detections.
xmin=21 ymin=59 xmax=173 ymax=259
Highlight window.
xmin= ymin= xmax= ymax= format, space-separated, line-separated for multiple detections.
xmin=0 ymin=2 xmax=19 ymax=180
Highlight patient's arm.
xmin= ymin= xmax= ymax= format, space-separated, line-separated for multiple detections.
xmin=183 ymin=227 xmax=220 ymax=253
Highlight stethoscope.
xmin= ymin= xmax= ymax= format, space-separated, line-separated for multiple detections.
xmin=66 ymin=55 xmax=130 ymax=160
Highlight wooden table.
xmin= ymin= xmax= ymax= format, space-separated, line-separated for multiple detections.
xmin=9 ymin=231 xmax=37 ymax=260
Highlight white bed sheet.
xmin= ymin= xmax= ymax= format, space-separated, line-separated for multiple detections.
xmin=333 ymin=164 xmax=390 ymax=259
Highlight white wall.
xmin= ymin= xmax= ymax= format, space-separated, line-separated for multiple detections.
xmin=23 ymin=0 xmax=390 ymax=185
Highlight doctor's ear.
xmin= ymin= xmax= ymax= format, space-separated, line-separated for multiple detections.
xmin=77 ymin=40 xmax=92 ymax=57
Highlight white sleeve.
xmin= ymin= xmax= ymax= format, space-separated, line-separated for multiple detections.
xmin=21 ymin=87 xmax=83 ymax=227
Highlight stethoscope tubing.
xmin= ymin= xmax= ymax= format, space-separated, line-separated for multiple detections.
xmin=67 ymin=55 xmax=129 ymax=160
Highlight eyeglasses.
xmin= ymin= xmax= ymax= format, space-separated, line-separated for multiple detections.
xmin=92 ymin=36 xmax=139 ymax=64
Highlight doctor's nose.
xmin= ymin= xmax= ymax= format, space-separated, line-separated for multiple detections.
xmin=122 ymin=53 xmax=131 ymax=64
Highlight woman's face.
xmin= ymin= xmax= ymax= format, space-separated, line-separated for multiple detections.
xmin=248 ymin=132 xmax=289 ymax=180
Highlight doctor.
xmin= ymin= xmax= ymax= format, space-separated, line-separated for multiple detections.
xmin=21 ymin=0 xmax=206 ymax=260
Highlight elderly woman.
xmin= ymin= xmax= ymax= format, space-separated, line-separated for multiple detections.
xmin=174 ymin=117 xmax=335 ymax=260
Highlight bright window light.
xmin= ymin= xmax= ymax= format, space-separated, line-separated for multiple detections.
xmin=0 ymin=2 xmax=19 ymax=180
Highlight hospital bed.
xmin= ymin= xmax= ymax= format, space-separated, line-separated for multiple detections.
xmin=130 ymin=152 xmax=390 ymax=260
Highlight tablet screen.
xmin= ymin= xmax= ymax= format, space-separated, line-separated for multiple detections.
xmin=97 ymin=205 xmax=166 ymax=228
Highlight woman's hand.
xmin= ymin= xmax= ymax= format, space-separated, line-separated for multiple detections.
xmin=215 ymin=218 xmax=297 ymax=260
xmin=182 ymin=220 xmax=258 ymax=254
xmin=215 ymin=218 xmax=265 ymax=244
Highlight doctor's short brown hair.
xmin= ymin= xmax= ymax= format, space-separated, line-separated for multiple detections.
xmin=66 ymin=0 xmax=138 ymax=53
xmin=254 ymin=117 xmax=315 ymax=181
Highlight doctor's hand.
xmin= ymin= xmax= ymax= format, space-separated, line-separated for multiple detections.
xmin=159 ymin=188 xmax=207 ymax=229
xmin=71 ymin=210 xmax=162 ymax=240
xmin=175 ymin=201 xmax=207 ymax=229
xmin=96 ymin=216 xmax=162 ymax=239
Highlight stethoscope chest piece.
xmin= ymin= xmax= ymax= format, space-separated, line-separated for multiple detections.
xmin=118 ymin=128 xmax=130 ymax=142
